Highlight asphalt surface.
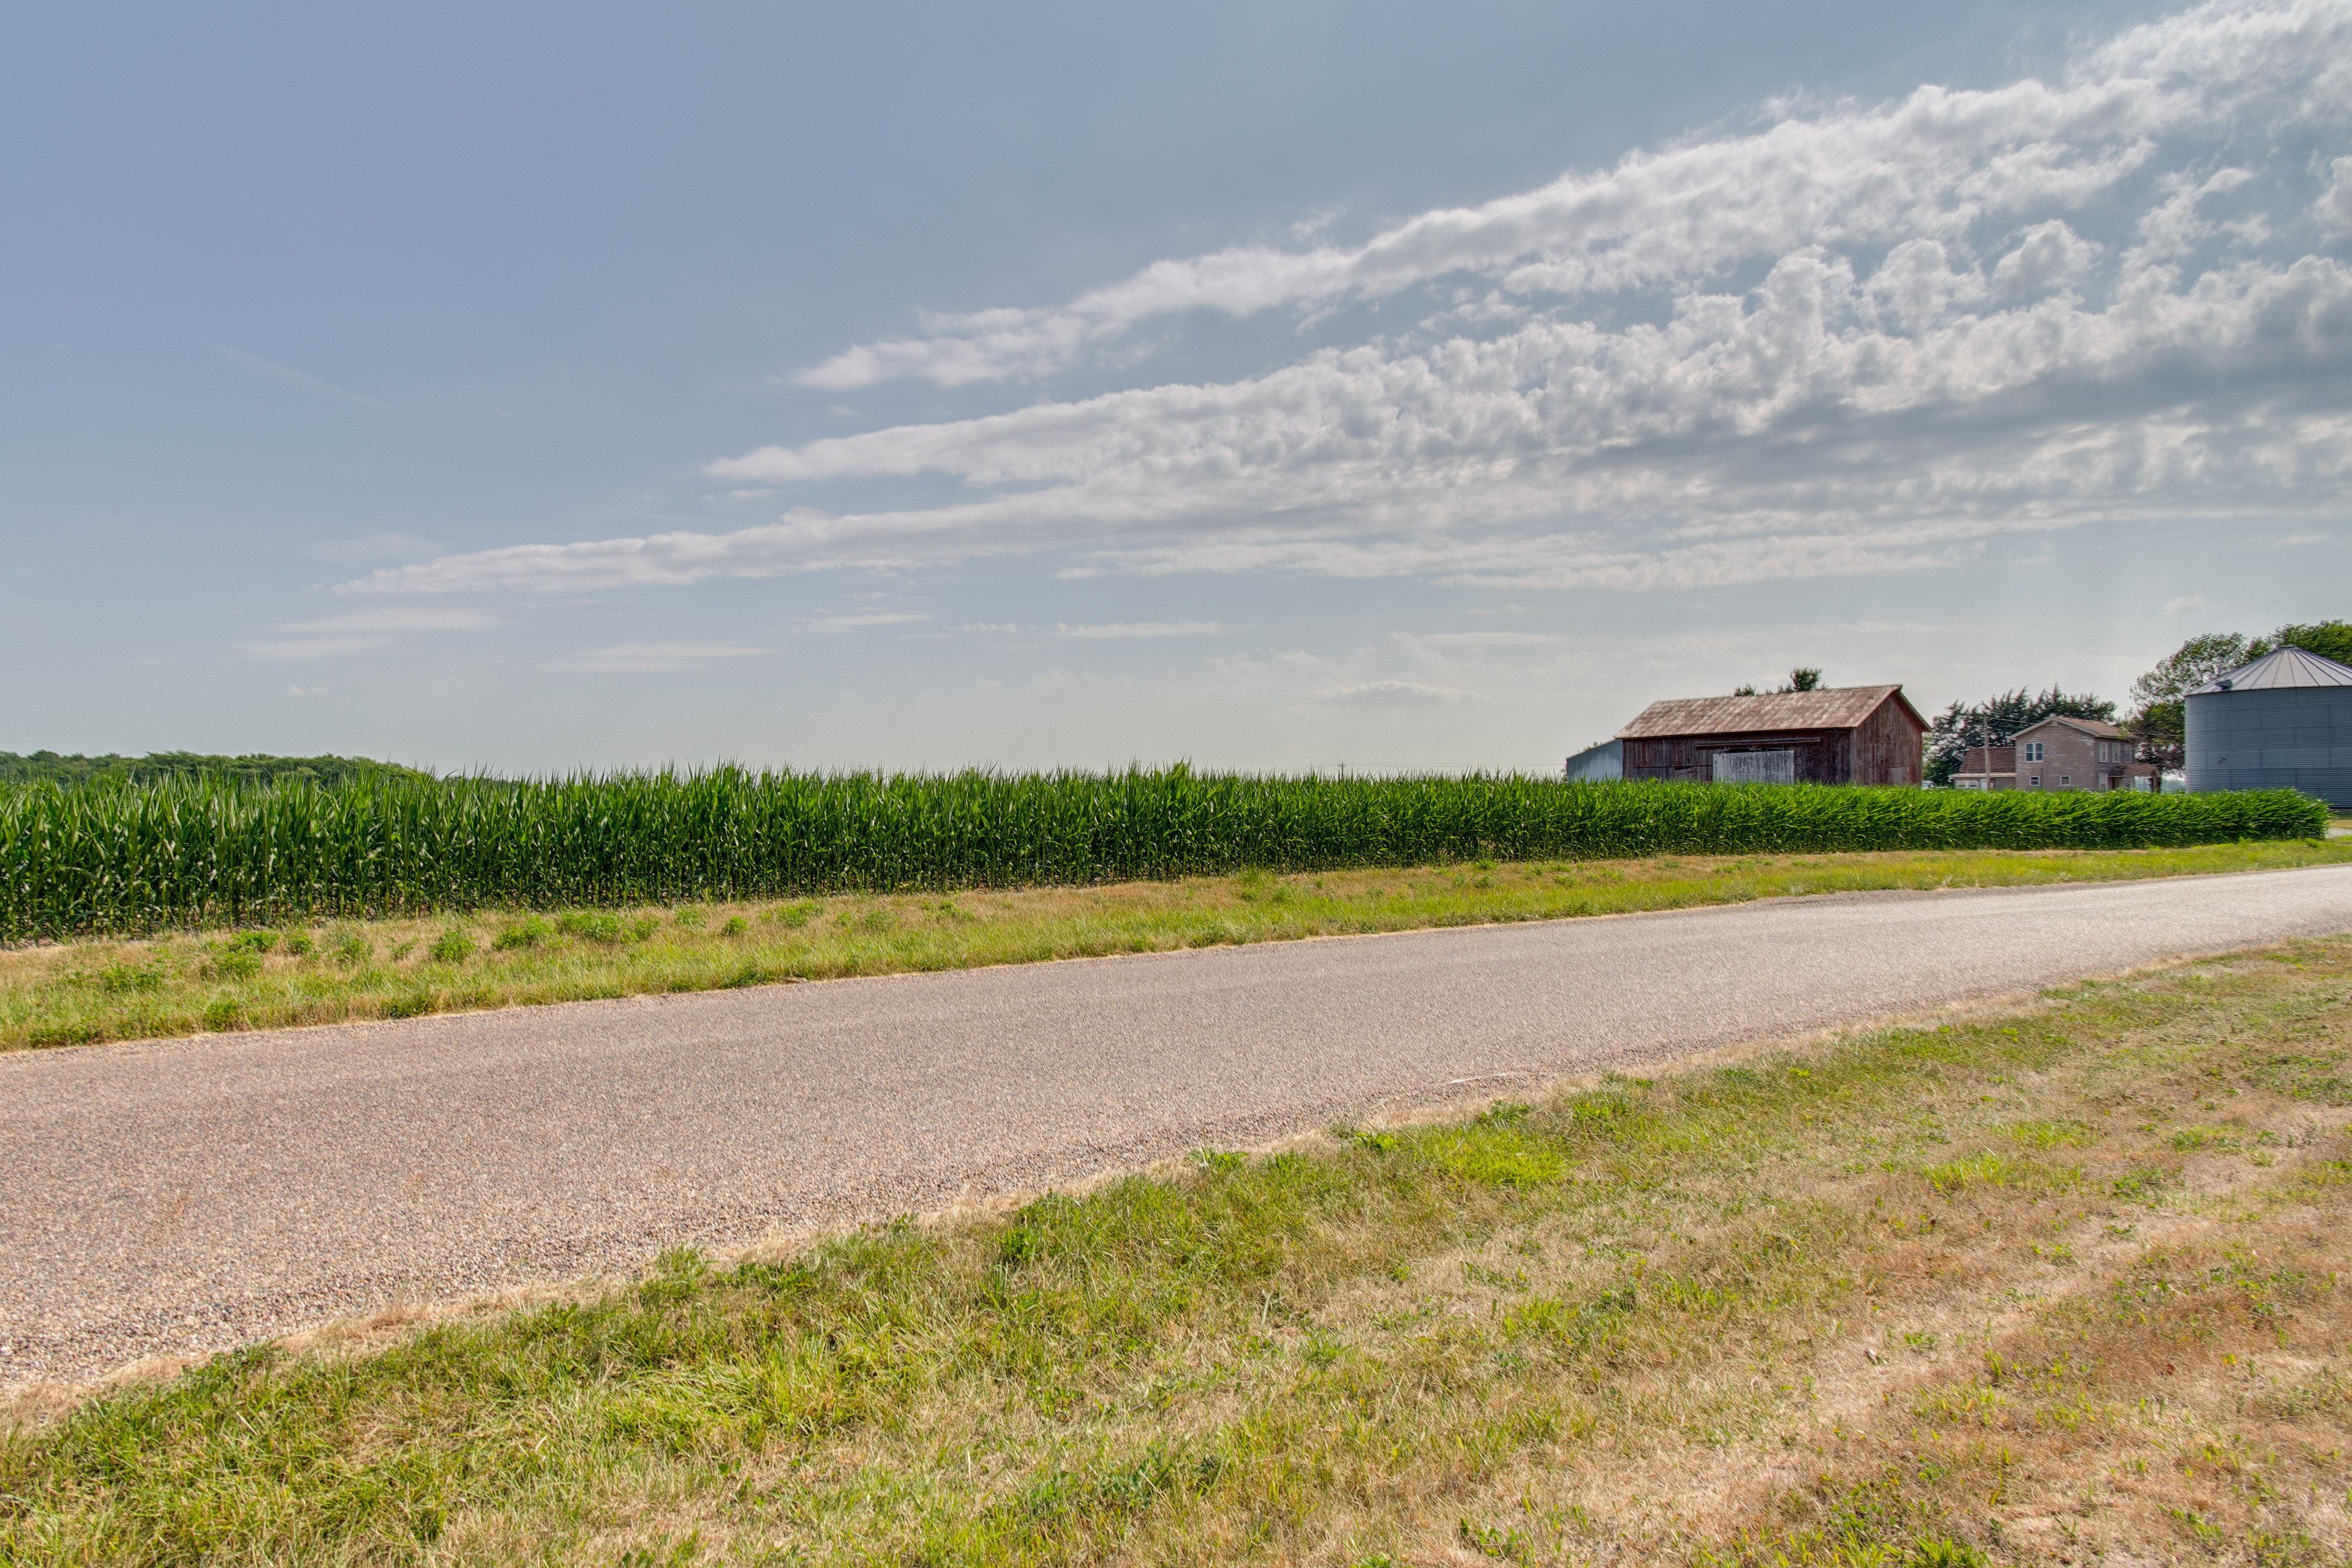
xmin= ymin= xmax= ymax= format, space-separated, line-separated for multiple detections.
xmin=7 ymin=866 xmax=2352 ymax=1383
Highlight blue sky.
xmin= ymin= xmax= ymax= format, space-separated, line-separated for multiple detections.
xmin=4 ymin=0 xmax=2346 ymax=774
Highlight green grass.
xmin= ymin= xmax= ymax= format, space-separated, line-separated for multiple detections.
xmin=8 ymin=840 xmax=2351 ymax=1049
xmin=7 ymin=938 xmax=2351 ymax=1563
xmin=1 ymin=767 xmax=2327 ymax=940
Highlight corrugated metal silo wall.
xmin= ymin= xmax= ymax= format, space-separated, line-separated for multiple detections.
xmin=2185 ymin=686 xmax=2352 ymax=809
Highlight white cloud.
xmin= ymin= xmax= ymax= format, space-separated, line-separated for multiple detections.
xmin=803 ymin=609 xmax=930 ymax=633
xmin=2165 ymin=593 xmax=2210 ymax=612
xmin=285 ymin=685 xmax=329 ymax=697
xmin=311 ymin=532 xmax=443 ymax=564
xmin=1393 ymin=631 xmax=1570 ymax=647
xmin=206 ymin=342 xmax=392 ymax=411
xmin=2130 ymin=166 xmax=2260 ymax=261
xmin=241 ymin=604 xmax=499 ymax=659
xmin=346 ymin=0 xmax=2352 ymax=603
xmin=1053 ymin=620 xmax=1227 ymax=638
xmin=549 ymin=643 xmax=772 ymax=671
xmin=1991 ymin=219 xmax=2105 ymax=298
xmin=2318 ymin=155 xmax=2352 ymax=236
xmin=343 ymin=508 xmax=859 ymax=595
xmin=275 ymin=607 xmax=499 ymax=633
xmin=245 ymin=636 xmax=385 ymax=659
xmin=1324 ymin=680 xmax=1474 ymax=706
xmin=790 ymin=0 xmax=2349 ymax=390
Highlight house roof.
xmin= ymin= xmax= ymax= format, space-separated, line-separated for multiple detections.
xmin=1954 ymin=745 xmax=2018 ymax=776
xmin=2188 ymin=645 xmax=2352 ymax=694
xmin=1616 ymin=684 xmax=1921 ymax=739
xmin=2014 ymin=714 xmax=2125 ymax=740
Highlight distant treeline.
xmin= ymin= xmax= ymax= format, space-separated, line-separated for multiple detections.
xmin=0 ymin=752 xmax=435 ymax=790
xmin=0 ymin=766 xmax=2328 ymax=940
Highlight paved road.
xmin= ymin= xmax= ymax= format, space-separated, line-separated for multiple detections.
xmin=7 ymin=867 xmax=2352 ymax=1382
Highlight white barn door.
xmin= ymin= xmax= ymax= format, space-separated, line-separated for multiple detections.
xmin=1713 ymin=748 xmax=1796 ymax=785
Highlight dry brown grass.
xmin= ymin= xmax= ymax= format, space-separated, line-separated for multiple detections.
xmin=1415 ymin=1136 xmax=2352 ymax=1562
xmin=1351 ymin=952 xmax=2352 ymax=1566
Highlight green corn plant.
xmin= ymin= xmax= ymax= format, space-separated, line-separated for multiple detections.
xmin=0 ymin=769 xmax=2326 ymax=941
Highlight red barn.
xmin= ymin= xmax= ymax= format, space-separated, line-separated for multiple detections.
xmin=1616 ymin=685 xmax=1926 ymax=786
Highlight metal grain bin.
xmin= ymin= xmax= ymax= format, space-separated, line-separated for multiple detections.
xmin=2184 ymin=645 xmax=2352 ymax=809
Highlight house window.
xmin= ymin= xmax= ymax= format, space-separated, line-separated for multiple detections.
xmin=2023 ymin=741 xmax=2044 ymax=763
xmin=2030 ymin=775 xmax=2041 ymax=787
xmin=2060 ymin=775 xmax=2071 ymax=786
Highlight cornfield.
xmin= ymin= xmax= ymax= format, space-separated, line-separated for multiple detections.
xmin=0 ymin=768 xmax=2327 ymax=940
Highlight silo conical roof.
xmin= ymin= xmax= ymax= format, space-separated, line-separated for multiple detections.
xmin=2188 ymin=645 xmax=2352 ymax=694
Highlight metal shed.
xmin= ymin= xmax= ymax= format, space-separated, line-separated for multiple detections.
xmin=1561 ymin=738 xmax=1623 ymax=782
xmin=2184 ymin=645 xmax=2352 ymax=809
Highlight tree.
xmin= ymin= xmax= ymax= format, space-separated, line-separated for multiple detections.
xmin=2269 ymin=619 xmax=2352 ymax=666
xmin=2122 ymin=619 xmax=2350 ymax=773
xmin=1924 ymin=687 xmax=2117 ymax=787
xmin=1729 ymin=668 xmax=1825 ymax=696
xmin=2126 ymin=633 xmax=2254 ymax=774
xmin=0 ymin=752 xmax=435 ymax=789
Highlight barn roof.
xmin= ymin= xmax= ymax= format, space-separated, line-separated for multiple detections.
xmin=2188 ymin=645 xmax=2352 ymax=694
xmin=1616 ymin=684 xmax=1921 ymax=739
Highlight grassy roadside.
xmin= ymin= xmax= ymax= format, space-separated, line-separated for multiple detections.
xmin=7 ymin=839 xmax=2351 ymax=1050
xmin=6 ymin=936 xmax=2352 ymax=1563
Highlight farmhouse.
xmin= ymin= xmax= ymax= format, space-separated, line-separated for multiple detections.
xmin=1613 ymin=684 xmax=1926 ymax=786
xmin=1952 ymin=715 xmax=2155 ymax=792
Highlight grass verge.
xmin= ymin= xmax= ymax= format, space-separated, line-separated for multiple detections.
xmin=6 ymin=933 xmax=2352 ymax=1562
xmin=7 ymin=840 xmax=2351 ymax=1050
